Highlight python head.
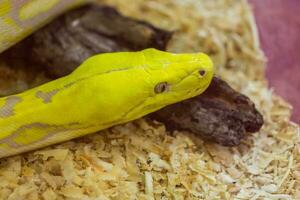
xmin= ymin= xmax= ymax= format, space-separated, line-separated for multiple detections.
xmin=121 ymin=48 xmax=214 ymax=120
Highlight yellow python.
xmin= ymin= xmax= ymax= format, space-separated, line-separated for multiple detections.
xmin=0 ymin=1 xmax=214 ymax=158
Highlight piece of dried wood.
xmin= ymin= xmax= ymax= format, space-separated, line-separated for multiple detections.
xmin=149 ymin=77 xmax=264 ymax=146
xmin=3 ymin=4 xmax=172 ymax=77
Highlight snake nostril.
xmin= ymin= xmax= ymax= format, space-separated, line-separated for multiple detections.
xmin=199 ymin=70 xmax=206 ymax=77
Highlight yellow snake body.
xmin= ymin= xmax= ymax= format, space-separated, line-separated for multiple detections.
xmin=0 ymin=0 xmax=88 ymax=53
xmin=0 ymin=49 xmax=213 ymax=158
xmin=0 ymin=0 xmax=214 ymax=158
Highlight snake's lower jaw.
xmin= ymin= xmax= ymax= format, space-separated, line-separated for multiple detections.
xmin=172 ymin=77 xmax=214 ymax=102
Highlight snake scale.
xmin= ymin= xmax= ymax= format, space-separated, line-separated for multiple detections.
xmin=0 ymin=0 xmax=214 ymax=158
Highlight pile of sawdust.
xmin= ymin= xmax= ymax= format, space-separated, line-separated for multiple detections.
xmin=0 ymin=0 xmax=299 ymax=199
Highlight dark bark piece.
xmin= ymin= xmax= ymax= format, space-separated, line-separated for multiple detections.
xmin=1 ymin=4 xmax=264 ymax=146
xmin=149 ymin=77 xmax=264 ymax=146
xmin=3 ymin=4 xmax=172 ymax=77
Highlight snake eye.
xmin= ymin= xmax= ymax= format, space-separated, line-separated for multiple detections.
xmin=199 ymin=70 xmax=206 ymax=77
xmin=154 ymin=82 xmax=169 ymax=94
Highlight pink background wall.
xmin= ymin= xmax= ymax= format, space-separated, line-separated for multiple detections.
xmin=249 ymin=0 xmax=300 ymax=124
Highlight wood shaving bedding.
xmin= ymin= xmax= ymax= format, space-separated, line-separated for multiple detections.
xmin=0 ymin=0 xmax=299 ymax=199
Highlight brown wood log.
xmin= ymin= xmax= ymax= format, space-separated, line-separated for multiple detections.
xmin=2 ymin=4 xmax=263 ymax=146
xmin=149 ymin=77 xmax=264 ymax=146
xmin=3 ymin=4 xmax=172 ymax=77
